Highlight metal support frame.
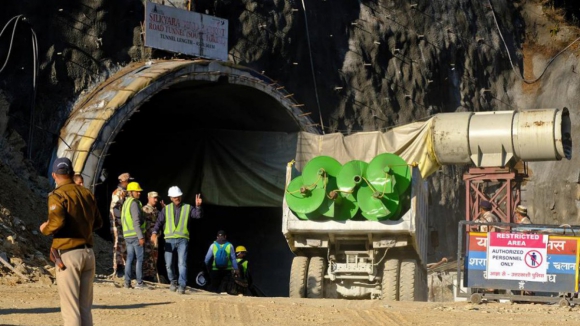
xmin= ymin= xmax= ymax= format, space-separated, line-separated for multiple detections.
xmin=463 ymin=167 xmax=525 ymax=224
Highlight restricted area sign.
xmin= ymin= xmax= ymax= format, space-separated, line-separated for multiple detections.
xmin=486 ymin=232 xmax=548 ymax=282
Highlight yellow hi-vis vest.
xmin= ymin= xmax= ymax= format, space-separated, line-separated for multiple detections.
xmin=212 ymin=242 xmax=233 ymax=270
xmin=237 ymin=258 xmax=248 ymax=276
xmin=164 ymin=203 xmax=191 ymax=239
xmin=121 ymin=197 xmax=145 ymax=238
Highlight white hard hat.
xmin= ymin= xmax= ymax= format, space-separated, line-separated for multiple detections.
xmin=167 ymin=186 xmax=183 ymax=197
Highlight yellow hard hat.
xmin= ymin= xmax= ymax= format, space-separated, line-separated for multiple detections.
xmin=235 ymin=245 xmax=247 ymax=253
xmin=127 ymin=182 xmax=143 ymax=192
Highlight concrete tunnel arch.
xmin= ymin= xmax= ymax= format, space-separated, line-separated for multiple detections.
xmin=56 ymin=59 xmax=317 ymax=187
xmin=55 ymin=59 xmax=319 ymax=296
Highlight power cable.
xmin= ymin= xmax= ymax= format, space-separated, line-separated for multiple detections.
xmin=487 ymin=0 xmax=580 ymax=84
xmin=0 ymin=15 xmax=40 ymax=159
xmin=0 ymin=15 xmax=23 ymax=73
xmin=29 ymin=28 xmax=39 ymax=159
xmin=300 ymin=0 xmax=325 ymax=134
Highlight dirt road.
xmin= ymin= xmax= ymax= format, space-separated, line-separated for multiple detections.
xmin=0 ymin=281 xmax=579 ymax=326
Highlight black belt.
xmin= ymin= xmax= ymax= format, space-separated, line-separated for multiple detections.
xmin=61 ymin=244 xmax=93 ymax=252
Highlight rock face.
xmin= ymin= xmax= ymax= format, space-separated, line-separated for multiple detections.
xmin=0 ymin=0 xmax=579 ymax=266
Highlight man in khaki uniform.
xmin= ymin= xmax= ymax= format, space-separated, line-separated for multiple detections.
xmin=475 ymin=200 xmax=500 ymax=232
xmin=142 ymin=191 xmax=161 ymax=282
xmin=515 ymin=205 xmax=532 ymax=224
xmin=40 ymin=157 xmax=103 ymax=326
xmin=110 ymin=172 xmax=131 ymax=277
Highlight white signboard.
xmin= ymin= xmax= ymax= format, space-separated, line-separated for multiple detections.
xmin=486 ymin=232 xmax=548 ymax=282
xmin=145 ymin=2 xmax=228 ymax=61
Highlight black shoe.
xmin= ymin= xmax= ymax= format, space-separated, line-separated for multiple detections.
xmin=169 ymin=282 xmax=178 ymax=292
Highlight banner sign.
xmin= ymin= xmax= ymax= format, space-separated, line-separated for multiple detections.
xmin=486 ymin=232 xmax=548 ymax=282
xmin=466 ymin=232 xmax=579 ymax=292
xmin=145 ymin=2 xmax=228 ymax=61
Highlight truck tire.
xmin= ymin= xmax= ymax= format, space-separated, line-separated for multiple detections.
xmin=307 ymin=256 xmax=326 ymax=298
xmin=381 ymin=257 xmax=400 ymax=301
xmin=421 ymin=265 xmax=428 ymax=301
xmin=289 ymin=256 xmax=309 ymax=298
xmin=399 ymin=258 xmax=427 ymax=301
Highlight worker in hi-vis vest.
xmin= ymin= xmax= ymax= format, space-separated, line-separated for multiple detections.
xmin=151 ymin=186 xmax=202 ymax=294
xmin=234 ymin=245 xmax=255 ymax=296
xmin=121 ymin=181 xmax=147 ymax=289
xmin=204 ymin=230 xmax=239 ymax=293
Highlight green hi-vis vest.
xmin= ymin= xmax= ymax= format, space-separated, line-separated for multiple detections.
xmin=237 ymin=258 xmax=248 ymax=276
xmin=164 ymin=203 xmax=191 ymax=239
xmin=121 ymin=197 xmax=145 ymax=238
xmin=212 ymin=242 xmax=233 ymax=270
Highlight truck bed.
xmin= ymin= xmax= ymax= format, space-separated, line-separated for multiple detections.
xmin=282 ymin=168 xmax=429 ymax=265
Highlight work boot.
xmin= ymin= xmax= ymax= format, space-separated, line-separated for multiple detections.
xmin=135 ymin=282 xmax=147 ymax=290
xmin=169 ymin=282 xmax=178 ymax=292
xmin=178 ymin=286 xmax=186 ymax=294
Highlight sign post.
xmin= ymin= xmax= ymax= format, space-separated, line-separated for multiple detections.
xmin=145 ymin=2 xmax=229 ymax=61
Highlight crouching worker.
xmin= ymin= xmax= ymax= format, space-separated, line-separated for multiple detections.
xmin=234 ymin=245 xmax=255 ymax=296
xmin=204 ymin=230 xmax=239 ymax=293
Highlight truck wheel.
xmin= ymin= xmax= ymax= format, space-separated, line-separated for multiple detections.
xmin=422 ymin=266 xmax=428 ymax=301
xmin=289 ymin=256 xmax=309 ymax=298
xmin=307 ymin=256 xmax=326 ymax=298
xmin=399 ymin=258 xmax=420 ymax=301
xmin=381 ymin=257 xmax=400 ymax=301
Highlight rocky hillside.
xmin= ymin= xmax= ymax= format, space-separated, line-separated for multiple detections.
xmin=0 ymin=130 xmax=112 ymax=284
xmin=0 ymin=0 xmax=579 ymax=281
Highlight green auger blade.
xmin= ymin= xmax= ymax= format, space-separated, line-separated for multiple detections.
xmin=319 ymin=191 xmax=359 ymax=220
xmin=285 ymin=176 xmax=325 ymax=214
xmin=337 ymin=160 xmax=369 ymax=192
xmin=301 ymin=156 xmax=342 ymax=185
xmin=301 ymin=156 xmax=352 ymax=219
xmin=356 ymin=184 xmax=400 ymax=221
xmin=366 ymin=153 xmax=411 ymax=195
xmin=294 ymin=207 xmax=326 ymax=220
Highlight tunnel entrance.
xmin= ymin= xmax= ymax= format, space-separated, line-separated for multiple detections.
xmin=57 ymin=60 xmax=318 ymax=297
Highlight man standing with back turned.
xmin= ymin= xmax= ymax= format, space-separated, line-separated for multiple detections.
xmin=151 ymin=186 xmax=203 ymax=294
xmin=204 ymin=230 xmax=239 ymax=293
xmin=40 ymin=157 xmax=103 ymax=326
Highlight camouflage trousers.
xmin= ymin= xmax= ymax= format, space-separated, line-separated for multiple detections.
xmin=143 ymin=241 xmax=158 ymax=279
xmin=143 ymin=228 xmax=158 ymax=279
xmin=112 ymin=221 xmax=127 ymax=270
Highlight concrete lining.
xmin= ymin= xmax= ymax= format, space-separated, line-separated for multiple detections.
xmin=55 ymin=60 xmax=317 ymax=189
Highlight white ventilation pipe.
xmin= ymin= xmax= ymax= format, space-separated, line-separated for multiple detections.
xmin=431 ymin=108 xmax=571 ymax=167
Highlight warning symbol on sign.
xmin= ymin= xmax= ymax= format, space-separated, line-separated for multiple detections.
xmin=524 ymin=250 xmax=543 ymax=268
